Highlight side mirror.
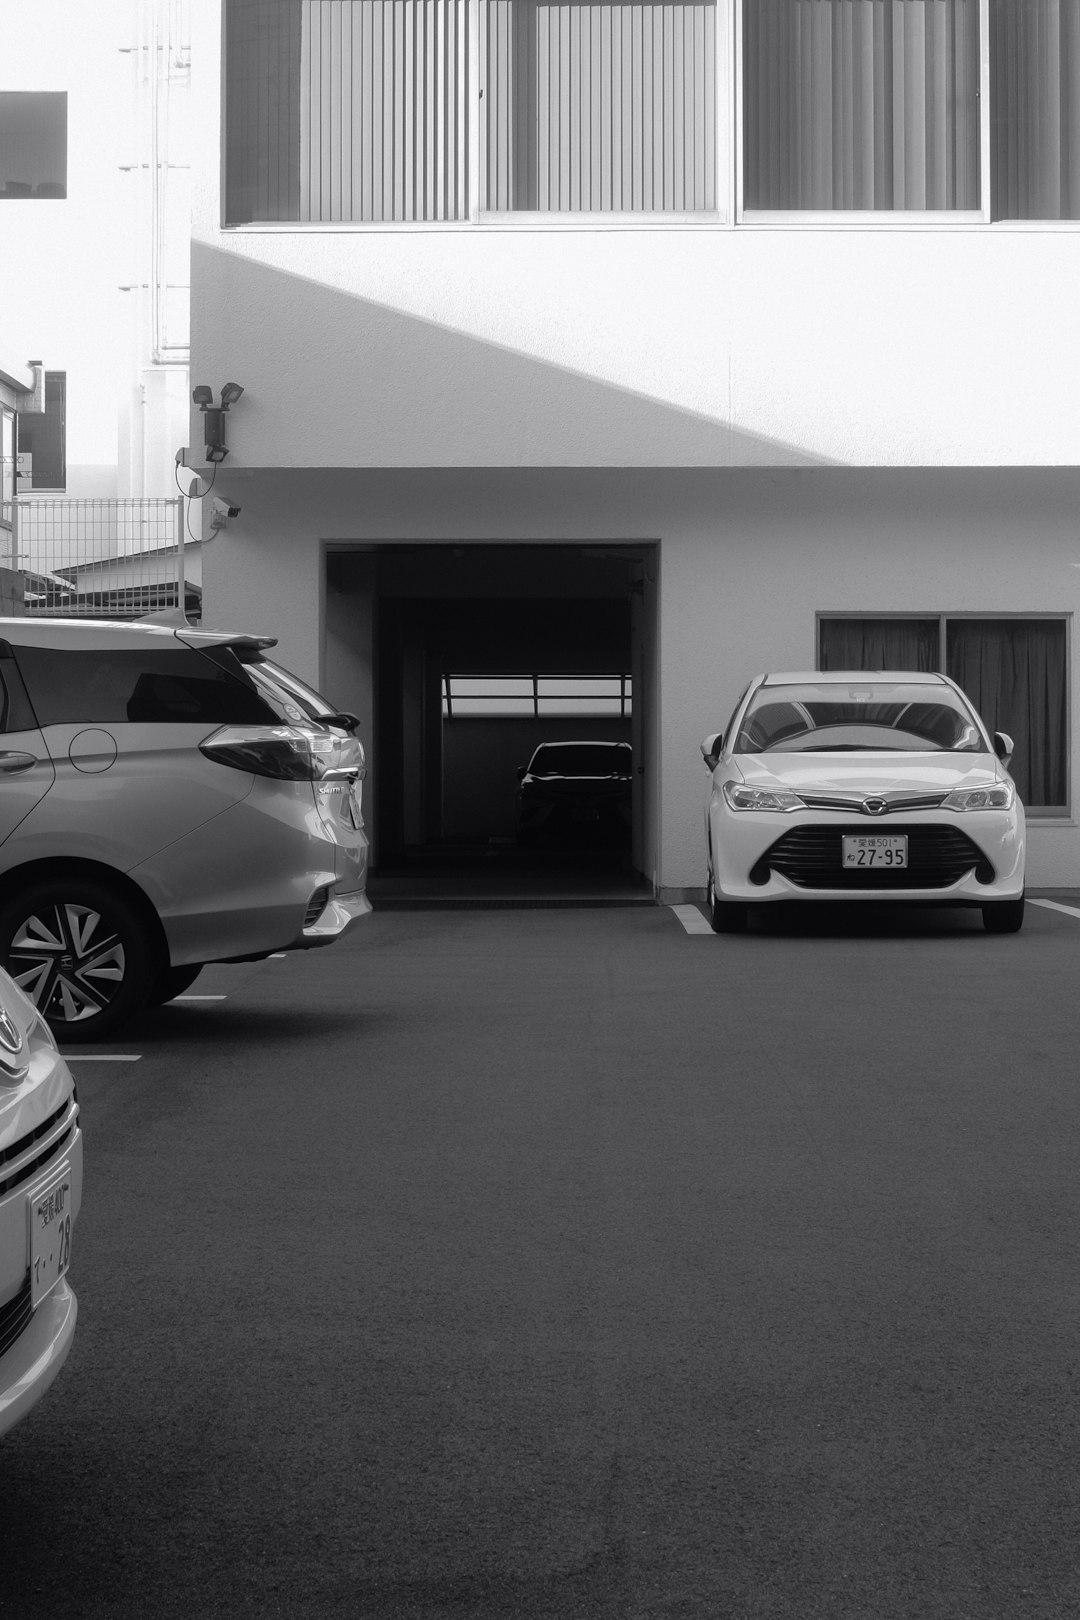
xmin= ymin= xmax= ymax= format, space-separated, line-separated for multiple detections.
xmin=993 ymin=731 xmax=1014 ymax=765
xmin=700 ymin=732 xmax=723 ymax=770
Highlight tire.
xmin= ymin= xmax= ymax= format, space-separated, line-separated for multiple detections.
xmin=147 ymin=963 xmax=204 ymax=1006
xmin=982 ymin=893 xmax=1025 ymax=934
xmin=0 ymin=878 xmax=158 ymax=1041
xmin=708 ymin=870 xmax=748 ymax=935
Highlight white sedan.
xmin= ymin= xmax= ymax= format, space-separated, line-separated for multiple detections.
xmin=702 ymin=671 xmax=1025 ymax=934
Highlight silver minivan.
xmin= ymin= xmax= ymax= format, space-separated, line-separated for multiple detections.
xmin=0 ymin=617 xmax=370 ymax=1038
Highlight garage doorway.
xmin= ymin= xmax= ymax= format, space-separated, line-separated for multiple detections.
xmin=324 ymin=543 xmax=658 ymax=899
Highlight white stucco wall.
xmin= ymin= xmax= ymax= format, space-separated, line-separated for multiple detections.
xmin=189 ymin=0 xmax=1080 ymax=473
xmin=201 ymin=466 xmax=1080 ymax=895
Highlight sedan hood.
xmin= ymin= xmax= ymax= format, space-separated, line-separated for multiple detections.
xmin=736 ymin=753 xmax=1006 ymax=796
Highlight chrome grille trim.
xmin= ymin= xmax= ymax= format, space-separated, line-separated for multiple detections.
xmin=0 ymin=1095 xmax=78 ymax=1198
xmin=798 ymin=792 xmax=950 ymax=813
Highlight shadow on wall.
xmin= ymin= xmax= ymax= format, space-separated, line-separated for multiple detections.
xmin=192 ymin=243 xmax=833 ymax=469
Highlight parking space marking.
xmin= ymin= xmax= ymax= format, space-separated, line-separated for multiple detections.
xmin=269 ymin=953 xmax=287 ymax=959
xmin=1030 ymin=899 xmax=1080 ymax=922
xmin=175 ymin=994 xmax=227 ymax=1001
xmin=671 ymin=904 xmax=713 ymax=935
xmin=62 ymin=1054 xmax=142 ymax=1062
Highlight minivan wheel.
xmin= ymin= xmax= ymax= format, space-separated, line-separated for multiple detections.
xmin=147 ymin=963 xmax=204 ymax=1005
xmin=0 ymin=879 xmax=157 ymax=1040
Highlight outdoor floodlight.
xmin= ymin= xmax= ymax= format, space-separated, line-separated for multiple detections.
xmin=191 ymin=382 xmax=245 ymax=464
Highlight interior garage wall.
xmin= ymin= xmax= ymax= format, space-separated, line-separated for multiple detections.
xmin=443 ymin=716 xmax=632 ymax=841
xmin=201 ymin=465 xmax=1080 ymax=898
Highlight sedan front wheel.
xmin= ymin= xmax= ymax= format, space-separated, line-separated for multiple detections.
xmin=0 ymin=879 xmax=157 ymax=1040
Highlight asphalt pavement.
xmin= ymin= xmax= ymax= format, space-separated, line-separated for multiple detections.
xmin=4 ymin=896 xmax=1080 ymax=1619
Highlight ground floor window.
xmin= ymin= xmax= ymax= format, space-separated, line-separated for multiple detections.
xmin=818 ymin=614 xmax=1069 ymax=816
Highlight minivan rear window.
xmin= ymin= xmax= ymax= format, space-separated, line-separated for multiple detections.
xmin=14 ymin=646 xmax=280 ymax=727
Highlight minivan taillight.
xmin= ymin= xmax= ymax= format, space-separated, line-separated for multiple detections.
xmin=199 ymin=725 xmax=364 ymax=782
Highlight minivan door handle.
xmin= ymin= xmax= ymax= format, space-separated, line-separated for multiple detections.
xmin=0 ymin=751 xmax=37 ymax=773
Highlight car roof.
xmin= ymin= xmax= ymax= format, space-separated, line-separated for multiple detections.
xmin=759 ymin=670 xmax=948 ymax=687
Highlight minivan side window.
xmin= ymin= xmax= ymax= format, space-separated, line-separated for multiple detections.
xmin=13 ymin=647 xmax=280 ymax=727
xmin=0 ymin=648 xmax=39 ymax=733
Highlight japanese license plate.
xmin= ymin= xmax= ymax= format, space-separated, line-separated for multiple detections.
xmin=29 ymin=1164 xmax=73 ymax=1308
xmin=842 ymin=834 xmax=908 ymax=869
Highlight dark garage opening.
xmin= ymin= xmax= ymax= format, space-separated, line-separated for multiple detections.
xmin=340 ymin=544 xmax=655 ymax=902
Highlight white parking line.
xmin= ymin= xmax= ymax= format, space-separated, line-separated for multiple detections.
xmin=670 ymin=904 xmax=713 ymax=935
xmin=1030 ymin=899 xmax=1080 ymax=922
xmin=269 ymin=953 xmax=287 ymax=959
xmin=174 ymin=994 xmax=227 ymax=1001
xmin=62 ymin=1054 xmax=142 ymax=1062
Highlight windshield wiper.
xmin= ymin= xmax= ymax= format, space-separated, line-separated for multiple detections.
xmin=800 ymin=744 xmax=906 ymax=752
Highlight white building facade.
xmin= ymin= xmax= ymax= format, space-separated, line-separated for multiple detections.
xmin=189 ymin=0 xmax=1080 ymax=898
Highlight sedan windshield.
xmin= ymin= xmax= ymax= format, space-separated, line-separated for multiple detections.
xmin=528 ymin=744 xmax=632 ymax=776
xmin=735 ymin=683 xmax=986 ymax=754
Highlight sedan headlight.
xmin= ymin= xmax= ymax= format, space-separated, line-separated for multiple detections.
xmin=941 ymin=783 xmax=1014 ymax=812
xmin=722 ymin=781 xmax=805 ymax=812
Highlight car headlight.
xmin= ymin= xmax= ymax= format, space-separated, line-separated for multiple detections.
xmin=722 ymin=781 xmax=805 ymax=812
xmin=942 ymin=783 xmax=1014 ymax=811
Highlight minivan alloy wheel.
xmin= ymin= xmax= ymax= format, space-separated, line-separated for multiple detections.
xmin=0 ymin=880 xmax=156 ymax=1040
xmin=11 ymin=905 xmax=125 ymax=1022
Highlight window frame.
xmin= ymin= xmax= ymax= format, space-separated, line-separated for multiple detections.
xmin=815 ymin=609 xmax=1073 ymax=820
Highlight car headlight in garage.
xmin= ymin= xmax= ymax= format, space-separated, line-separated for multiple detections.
xmin=941 ymin=783 xmax=1014 ymax=811
xmin=722 ymin=781 xmax=805 ymax=812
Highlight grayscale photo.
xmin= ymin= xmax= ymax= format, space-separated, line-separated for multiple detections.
xmin=1 ymin=0 xmax=1079 ymax=1615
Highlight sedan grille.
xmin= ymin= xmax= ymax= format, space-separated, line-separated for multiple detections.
xmin=756 ymin=823 xmax=995 ymax=890
xmin=0 ymin=1270 xmax=32 ymax=1359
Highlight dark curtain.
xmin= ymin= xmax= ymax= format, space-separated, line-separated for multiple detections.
xmin=947 ymin=619 xmax=1067 ymax=808
xmin=818 ymin=618 xmax=940 ymax=673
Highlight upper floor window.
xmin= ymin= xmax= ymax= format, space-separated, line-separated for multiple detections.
xmin=990 ymin=0 xmax=1080 ymax=220
xmin=741 ymin=0 xmax=982 ymax=214
xmin=0 ymin=93 xmax=67 ymax=199
xmin=224 ymin=0 xmax=717 ymax=222
xmin=17 ymin=373 xmax=66 ymax=492
xmin=222 ymin=0 xmax=1080 ymax=224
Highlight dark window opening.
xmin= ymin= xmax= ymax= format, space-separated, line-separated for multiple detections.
xmin=0 ymin=92 xmax=67 ymax=199
xmin=17 ymin=372 xmax=66 ymax=491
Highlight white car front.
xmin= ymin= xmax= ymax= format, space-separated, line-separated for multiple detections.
xmin=703 ymin=672 xmax=1025 ymax=934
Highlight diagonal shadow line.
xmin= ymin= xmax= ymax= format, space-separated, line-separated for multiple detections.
xmin=193 ymin=241 xmax=836 ymax=468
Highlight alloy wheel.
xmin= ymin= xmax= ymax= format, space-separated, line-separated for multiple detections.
xmin=9 ymin=903 xmax=127 ymax=1024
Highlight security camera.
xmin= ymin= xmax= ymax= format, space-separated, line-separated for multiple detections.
xmin=212 ymin=497 xmax=241 ymax=519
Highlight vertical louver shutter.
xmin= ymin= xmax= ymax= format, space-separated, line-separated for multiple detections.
xmin=991 ymin=0 xmax=1080 ymax=219
xmin=484 ymin=1 xmax=716 ymax=211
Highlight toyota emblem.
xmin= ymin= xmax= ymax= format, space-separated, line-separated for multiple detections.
xmin=862 ymin=797 xmax=888 ymax=816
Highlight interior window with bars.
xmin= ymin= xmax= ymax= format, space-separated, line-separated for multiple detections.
xmin=444 ymin=674 xmax=633 ymax=717
xmin=818 ymin=615 xmax=1069 ymax=813
xmin=484 ymin=1 xmax=717 ymax=211
xmin=742 ymin=0 xmax=982 ymax=211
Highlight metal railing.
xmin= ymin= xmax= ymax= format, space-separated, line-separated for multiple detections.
xmin=1 ymin=497 xmax=197 ymax=620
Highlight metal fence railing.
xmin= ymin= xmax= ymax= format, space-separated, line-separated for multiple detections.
xmin=0 ymin=497 xmax=198 ymax=620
